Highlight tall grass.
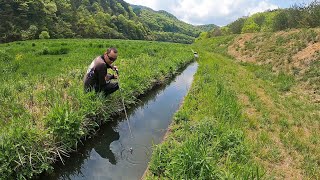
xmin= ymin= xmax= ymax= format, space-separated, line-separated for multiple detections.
xmin=147 ymin=50 xmax=264 ymax=179
xmin=148 ymin=32 xmax=320 ymax=179
xmin=0 ymin=39 xmax=193 ymax=179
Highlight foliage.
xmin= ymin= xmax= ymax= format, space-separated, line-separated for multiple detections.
xmin=132 ymin=5 xmax=201 ymax=37
xmin=241 ymin=18 xmax=260 ymax=33
xmin=196 ymin=24 xmax=219 ymax=32
xmin=0 ymin=0 xmax=216 ymax=44
xmin=0 ymin=39 xmax=193 ymax=179
xmin=225 ymin=1 xmax=320 ymax=34
xmin=228 ymin=17 xmax=247 ymax=34
xmin=39 ymin=31 xmax=50 ymax=39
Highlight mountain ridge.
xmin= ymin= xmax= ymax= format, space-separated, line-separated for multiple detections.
xmin=0 ymin=0 xmax=217 ymax=44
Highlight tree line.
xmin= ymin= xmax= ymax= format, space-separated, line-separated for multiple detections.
xmin=207 ymin=1 xmax=320 ymax=37
xmin=0 ymin=0 xmax=209 ymax=44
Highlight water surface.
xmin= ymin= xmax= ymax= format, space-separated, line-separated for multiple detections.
xmin=42 ymin=62 xmax=198 ymax=180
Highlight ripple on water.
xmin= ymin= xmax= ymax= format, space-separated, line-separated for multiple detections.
xmin=120 ymin=144 xmax=152 ymax=165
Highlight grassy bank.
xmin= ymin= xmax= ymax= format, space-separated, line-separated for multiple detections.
xmin=147 ymin=34 xmax=320 ymax=179
xmin=0 ymin=39 xmax=193 ymax=179
xmin=229 ymin=28 xmax=320 ymax=96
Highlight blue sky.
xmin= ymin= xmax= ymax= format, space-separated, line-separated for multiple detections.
xmin=125 ymin=0 xmax=315 ymax=26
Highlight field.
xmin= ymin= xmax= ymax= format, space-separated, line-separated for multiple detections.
xmin=1 ymin=28 xmax=319 ymax=179
xmin=147 ymin=33 xmax=320 ymax=179
xmin=0 ymin=39 xmax=193 ymax=179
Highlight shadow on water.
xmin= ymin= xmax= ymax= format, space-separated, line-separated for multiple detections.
xmin=39 ymin=62 xmax=198 ymax=180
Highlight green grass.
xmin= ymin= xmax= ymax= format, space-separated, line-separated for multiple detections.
xmin=147 ymin=42 xmax=264 ymax=179
xmin=0 ymin=39 xmax=193 ymax=179
xmin=147 ymin=34 xmax=320 ymax=179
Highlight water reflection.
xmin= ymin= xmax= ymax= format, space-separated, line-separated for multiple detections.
xmin=39 ymin=62 xmax=198 ymax=180
xmin=93 ymin=125 xmax=119 ymax=165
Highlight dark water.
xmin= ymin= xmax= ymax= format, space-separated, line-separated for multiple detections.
xmin=41 ymin=62 xmax=198 ymax=180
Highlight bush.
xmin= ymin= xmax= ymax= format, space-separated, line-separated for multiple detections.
xmin=228 ymin=17 xmax=247 ymax=34
xmin=242 ymin=19 xmax=260 ymax=33
xmin=39 ymin=31 xmax=50 ymax=39
xmin=21 ymin=25 xmax=38 ymax=40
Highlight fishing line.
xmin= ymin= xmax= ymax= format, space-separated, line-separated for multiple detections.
xmin=115 ymin=69 xmax=134 ymax=153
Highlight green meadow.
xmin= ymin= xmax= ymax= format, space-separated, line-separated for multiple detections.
xmin=0 ymin=39 xmax=193 ymax=179
xmin=1 ymin=31 xmax=319 ymax=180
xmin=147 ymin=35 xmax=320 ymax=179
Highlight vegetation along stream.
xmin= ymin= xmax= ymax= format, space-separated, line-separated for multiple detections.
xmin=40 ymin=62 xmax=198 ymax=179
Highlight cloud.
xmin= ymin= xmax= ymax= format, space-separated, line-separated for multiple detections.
xmin=124 ymin=0 xmax=309 ymax=26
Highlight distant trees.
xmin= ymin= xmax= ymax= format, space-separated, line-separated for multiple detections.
xmin=211 ymin=0 xmax=320 ymax=37
xmin=0 ymin=0 xmax=203 ymax=44
xmin=133 ymin=7 xmax=202 ymax=38
xmin=39 ymin=31 xmax=50 ymax=39
xmin=241 ymin=18 xmax=260 ymax=33
xmin=228 ymin=17 xmax=247 ymax=34
xmin=21 ymin=25 xmax=38 ymax=40
xmin=272 ymin=11 xmax=289 ymax=31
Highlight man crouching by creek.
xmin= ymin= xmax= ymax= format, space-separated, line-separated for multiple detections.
xmin=84 ymin=48 xmax=119 ymax=96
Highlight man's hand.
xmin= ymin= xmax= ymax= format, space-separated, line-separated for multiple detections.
xmin=112 ymin=65 xmax=118 ymax=71
xmin=105 ymin=73 xmax=118 ymax=81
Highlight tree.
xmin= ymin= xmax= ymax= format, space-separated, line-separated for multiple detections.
xmin=242 ymin=19 xmax=260 ymax=33
xmin=228 ymin=17 xmax=247 ymax=34
xmin=272 ymin=10 xmax=289 ymax=31
xmin=39 ymin=31 xmax=50 ymax=39
xmin=21 ymin=25 xmax=38 ymax=40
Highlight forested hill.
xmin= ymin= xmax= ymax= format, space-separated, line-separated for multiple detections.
xmin=196 ymin=24 xmax=219 ymax=32
xmin=0 ymin=0 xmax=217 ymax=44
xmin=131 ymin=5 xmax=219 ymax=43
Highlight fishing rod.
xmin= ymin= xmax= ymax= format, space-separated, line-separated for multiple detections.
xmin=115 ymin=69 xmax=134 ymax=153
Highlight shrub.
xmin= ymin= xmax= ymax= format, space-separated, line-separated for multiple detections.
xmin=39 ymin=31 xmax=50 ymax=39
xmin=242 ymin=19 xmax=260 ymax=33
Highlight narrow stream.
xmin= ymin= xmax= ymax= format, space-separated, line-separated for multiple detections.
xmin=41 ymin=62 xmax=198 ymax=180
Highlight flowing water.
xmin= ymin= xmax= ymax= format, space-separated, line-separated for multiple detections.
xmin=41 ymin=62 xmax=198 ymax=180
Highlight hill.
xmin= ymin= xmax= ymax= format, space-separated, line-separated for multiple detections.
xmin=228 ymin=28 xmax=320 ymax=99
xmin=196 ymin=24 xmax=219 ymax=32
xmin=131 ymin=5 xmax=212 ymax=44
xmin=0 ymin=0 xmax=216 ymax=44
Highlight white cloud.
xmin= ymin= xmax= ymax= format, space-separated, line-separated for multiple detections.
xmin=246 ymin=1 xmax=278 ymax=15
xmin=125 ymin=0 xmax=281 ymax=26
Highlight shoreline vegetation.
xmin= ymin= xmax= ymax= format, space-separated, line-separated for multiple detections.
xmin=146 ymin=29 xmax=320 ymax=179
xmin=0 ymin=39 xmax=194 ymax=179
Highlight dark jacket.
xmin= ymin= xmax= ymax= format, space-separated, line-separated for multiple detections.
xmin=84 ymin=55 xmax=112 ymax=91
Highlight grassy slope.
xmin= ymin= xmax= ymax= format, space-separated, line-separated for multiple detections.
xmin=0 ymin=39 xmax=193 ymax=179
xmin=147 ymin=33 xmax=320 ymax=179
xmin=229 ymin=28 xmax=320 ymax=96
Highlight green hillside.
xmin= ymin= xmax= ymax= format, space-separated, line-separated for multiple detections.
xmin=196 ymin=24 xmax=219 ymax=32
xmin=132 ymin=5 xmax=201 ymax=37
xmin=0 ymin=0 xmax=217 ymax=44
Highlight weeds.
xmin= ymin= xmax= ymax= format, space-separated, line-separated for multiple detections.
xmin=0 ymin=39 xmax=193 ymax=179
xmin=148 ymin=50 xmax=264 ymax=179
xmin=148 ymin=32 xmax=320 ymax=179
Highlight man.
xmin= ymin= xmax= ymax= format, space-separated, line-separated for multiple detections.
xmin=84 ymin=47 xmax=119 ymax=96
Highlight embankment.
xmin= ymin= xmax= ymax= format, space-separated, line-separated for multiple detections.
xmin=146 ymin=30 xmax=320 ymax=179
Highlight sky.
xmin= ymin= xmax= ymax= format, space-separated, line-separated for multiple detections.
xmin=124 ymin=0 xmax=315 ymax=26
